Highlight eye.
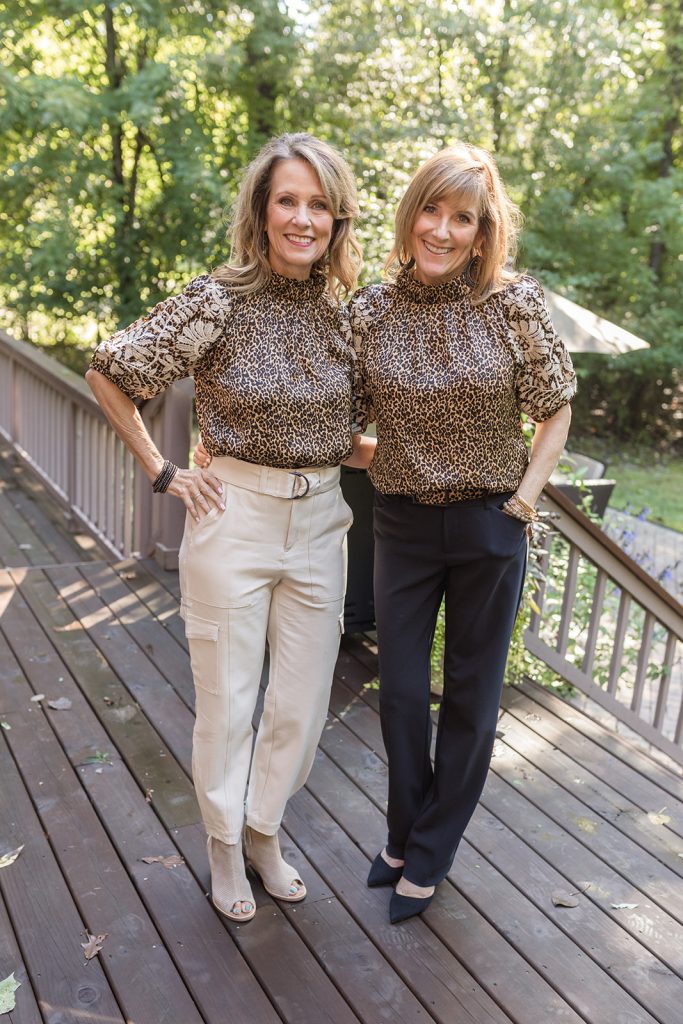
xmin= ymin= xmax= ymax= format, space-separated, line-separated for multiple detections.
xmin=423 ymin=203 xmax=437 ymax=214
xmin=311 ymin=200 xmax=328 ymax=211
xmin=457 ymin=213 xmax=472 ymax=224
xmin=277 ymin=196 xmax=294 ymax=206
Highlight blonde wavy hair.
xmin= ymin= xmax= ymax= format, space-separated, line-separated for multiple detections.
xmin=385 ymin=143 xmax=523 ymax=302
xmin=212 ymin=133 xmax=362 ymax=300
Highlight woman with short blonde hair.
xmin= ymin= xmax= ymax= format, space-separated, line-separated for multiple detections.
xmin=385 ymin=141 xmax=522 ymax=302
xmin=353 ymin=141 xmax=576 ymax=924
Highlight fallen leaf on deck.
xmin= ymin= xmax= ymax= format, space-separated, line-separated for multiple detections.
xmin=47 ymin=697 xmax=72 ymax=711
xmin=552 ymin=890 xmax=580 ymax=907
xmin=18 ymin=543 xmax=32 ymax=550
xmin=102 ymin=696 xmax=115 ymax=705
xmin=120 ymin=572 xmax=137 ymax=580
xmin=0 ymin=722 xmax=10 ymax=731
xmin=145 ymin=788 xmax=154 ymax=803
xmin=0 ymin=846 xmax=24 ymax=870
xmin=647 ymin=808 xmax=671 ymax=826
xmin=0 ymin=972 xmax=21 ymax=1013
xmin=552 ymin=883 xmax=590 ymax=908
xmin=140 ymin=854 xmax=184 ymax=869
xmin=81 ymin=933 xmax=108 ymax=960
xmin=30 ymin=694 xmax=45 ymax=702
xmin=524 ymin=712 xmax=541 ymax=722
xmin=611 ymin=902 xmax=639 ymax=910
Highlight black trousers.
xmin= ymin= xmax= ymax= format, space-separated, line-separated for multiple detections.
xmin=373 ymin=491 xmax=528 ymax=887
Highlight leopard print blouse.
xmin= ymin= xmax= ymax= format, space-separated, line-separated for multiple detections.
xmin=351 ymin=268 xmax=577 ymax=502
xmin=90 ymin=271 xmax=356 ymax=469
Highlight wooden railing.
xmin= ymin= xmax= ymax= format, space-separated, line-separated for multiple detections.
xmin=527 ymin=484 xmax=683 ymax=766
xmin=0 ymin=329 xmax=193 ymax=568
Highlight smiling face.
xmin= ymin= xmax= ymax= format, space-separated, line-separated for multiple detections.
xmin=265 ymin=158 xmax=334 ymax=279
xmin=410 ymin=195 xmax=481 ymax=286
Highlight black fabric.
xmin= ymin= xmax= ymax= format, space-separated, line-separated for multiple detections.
xmin=373 ymin=492 xmax=527 ymax=886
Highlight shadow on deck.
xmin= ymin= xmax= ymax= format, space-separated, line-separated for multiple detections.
xmin=1 ymin=451 xmax=682 ymax=1024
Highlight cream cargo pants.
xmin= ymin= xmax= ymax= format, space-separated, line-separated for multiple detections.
xmin=179 ymin=456 xmax=351 ymax=844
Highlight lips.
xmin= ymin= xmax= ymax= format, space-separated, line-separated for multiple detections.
xmin=423 ymin=240 xmax=454 ymax=256
xmin=284 ymin=234 xmax=315 ymax=247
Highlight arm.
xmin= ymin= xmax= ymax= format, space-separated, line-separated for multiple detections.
xmin=86 ymin=369 xmax=224 ymax=520
xmin=515 ymin=404 xmax=572 ymax=507
xmin=342 ymin=432 xmax=377 ymax=470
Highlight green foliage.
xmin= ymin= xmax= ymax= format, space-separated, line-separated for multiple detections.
xmin=0 ymin=0 xmax=680 ymax=435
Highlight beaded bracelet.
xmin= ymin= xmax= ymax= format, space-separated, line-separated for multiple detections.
xmin=152 ymin=460 xmax=179 ymax=493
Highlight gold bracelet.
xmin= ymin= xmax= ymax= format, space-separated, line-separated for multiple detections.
xmin=501 ymin=500 xmax=535 ymax=523
xmin=511 ymin=493 xmax=538 ymax=517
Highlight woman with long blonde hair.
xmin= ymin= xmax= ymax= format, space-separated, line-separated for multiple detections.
xmin=87 ymin=133 xmax=372 ymax=923
xmin=352 ymin=142 xmax=576 ymax=923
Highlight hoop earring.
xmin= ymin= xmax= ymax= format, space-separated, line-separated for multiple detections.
xmin=464 ymin=253 xmax=481 ymax=287
xmin=398 ymin=254 xmax=416 ymax=270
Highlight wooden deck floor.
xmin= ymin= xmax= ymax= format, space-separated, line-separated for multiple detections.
xmin=1 ymin=450 xmax=683 ymax=1024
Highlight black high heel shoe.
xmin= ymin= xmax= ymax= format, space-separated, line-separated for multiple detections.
xmin=389 ymin=889 xmax=434 ymax=924
xmin=367 ymin=851 xmax=404 ymax=888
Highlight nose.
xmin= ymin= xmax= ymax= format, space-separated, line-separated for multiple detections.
xmin=433 ymin=216 xmax=450 ymax=240
xmin=293 ymin=203 xmax=312 ymax=226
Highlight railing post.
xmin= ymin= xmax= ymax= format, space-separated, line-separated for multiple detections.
xmin=137 ymin=379 xmax=193 ymax=569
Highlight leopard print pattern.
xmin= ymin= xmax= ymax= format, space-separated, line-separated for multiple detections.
xmin=90 ymin=272 xmax=357 ymax=469
xmin=350 ymin=269 xmax=576 ymax=502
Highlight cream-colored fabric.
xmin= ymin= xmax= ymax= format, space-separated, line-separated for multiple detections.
xmin=179 ymin=457 xmax=351 ymax=843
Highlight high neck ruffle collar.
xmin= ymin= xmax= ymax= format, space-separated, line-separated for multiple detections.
xmin=395 ymin=266 xmax=472 ymax=304
xmin=265 ymin=269 xmax=328 ymax=300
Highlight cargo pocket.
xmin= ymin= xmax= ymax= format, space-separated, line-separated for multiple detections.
xmin=184 ymin=612 xmax=220 ymax=695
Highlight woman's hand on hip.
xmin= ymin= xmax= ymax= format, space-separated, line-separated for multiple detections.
xmin=167 ymin=467 xmax=225 ymax=521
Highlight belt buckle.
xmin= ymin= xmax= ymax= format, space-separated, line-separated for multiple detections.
xmin=288 ymin=471 xmax=310 ymax=499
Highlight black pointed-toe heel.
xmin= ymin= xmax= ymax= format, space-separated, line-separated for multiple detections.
xmin=389 ymin=890 xmax=434 ymax=924
xmin=367 ymin=851 xmax=404 ymax=888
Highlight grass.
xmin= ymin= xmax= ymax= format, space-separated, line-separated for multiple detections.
xmin=607 ymin=455 xmax=683 ymax=532
xmin=567 ymin=438 xmax=683 ymax=532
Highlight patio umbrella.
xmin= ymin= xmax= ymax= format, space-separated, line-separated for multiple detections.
xmin=544 ymin=289 xmax=650 ymax=355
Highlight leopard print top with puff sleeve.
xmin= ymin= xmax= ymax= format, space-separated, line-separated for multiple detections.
xmin=90 ymin=271 xmax=357 ymax=469
xmin=350 ymin=268 xmax=577 ymax=502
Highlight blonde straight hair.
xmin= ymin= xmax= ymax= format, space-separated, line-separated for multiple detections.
xmin=213 ymin=134 xmax=362 ymax=300
xmin=385 ymin=143 xmax=523 ymax=302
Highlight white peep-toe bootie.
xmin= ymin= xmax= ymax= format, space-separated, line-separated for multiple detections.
xmin=207 ymin=835 xmax=256 ymax=922
xmin=243 ymin=826 xmax=307 ymax=902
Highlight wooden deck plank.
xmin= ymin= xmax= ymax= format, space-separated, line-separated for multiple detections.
xmin=5 ymin=572 xmax=368 ymax=1024
xmin=495 ymin=711 xmax=683 ymax=874
xmin=501 ymin=686 xmax=683 ymax=842
xmin=511 ymin=679 xmax=683 ymax=804
xmin=0 ymin=671 xmax=204 ymax=1024
xmin=0 ymin=490 xmax=57 ymax=568
xmin=0 ymin=899 xmax=42 ymax=1024
xmin=172 ymin=823 xmax=364 ymax=1024
xmin=79 ymin=561 xmax=195 ymax=710
xmin=336 ymin=640 xmax=683 ymax=979
xmin=317 ymin=702 xmax=663 ymax=1024
xmin=284 ymin=786 xmax=513 ymax=1024
xmin=0 ymin=736 xmax=125 ymax=1024
xmin=5 ymin=567 xmax=199 ymax=831
xmin=45 ymin=564 xmax=195 ymax=773
xmin=0 ymin=577 xmax=281 ymax=1024
xmin=329 ymin=648 xmax=683 ymax=1007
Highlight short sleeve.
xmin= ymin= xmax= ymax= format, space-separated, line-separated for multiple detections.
xmin=89 ymin=275 xmax=231 ymax=400
xmin=501 ymin=275 xmax=577 ymax=421
xmin=348 ymin=289 xmax=377 ymax=431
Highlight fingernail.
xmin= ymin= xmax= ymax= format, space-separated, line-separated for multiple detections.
xmin=219 ymin=503 xmax=226 ymax=511
xmin=218 ymin=484 xmax=223 ymax=493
